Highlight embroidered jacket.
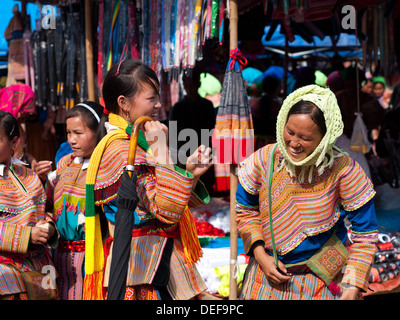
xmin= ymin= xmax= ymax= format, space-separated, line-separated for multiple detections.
xmin=236 ymin=144 xmax=378 ymax=291
xmin=0 ymin=161 xmax=54 ymax=296
xmin=97 ymin=138 xmax=209 ymax=299
xmin=48 ymin=154 xmax=89 ymax=241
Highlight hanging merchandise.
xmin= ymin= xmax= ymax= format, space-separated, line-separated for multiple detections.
xmin=210 ymin=0 xmax=219 ymax=38
xmin=93 ymin=0 xmax=228 ymax=87
xmin=23 ymin=30 xmax=35 ymax=90
xmin=29 ymin=0 xmax=89 ymax=113
xmin=97 ymin=0 xmax=104 ymax=97
xmin=188 ymin=0 xmax=202 ymax=68
xmin=127 ymin=1 xmax=140 ymax=59
xmin=46 ymin=29 xmax=57 ymax=109
xmin=218 ymin=0 xmax=226 ymax=44
xmin=27 ymin=0 xmax=228 ymax=116
xmin=54 ymin=11 xmax=66 ymax=108
xmin=350 ymin=112 xmax=372 ymax=154
xmin=107 ymin=0 xmax=121 ymax=71
xmin=161 ymin=0 xmax=172 ymax=72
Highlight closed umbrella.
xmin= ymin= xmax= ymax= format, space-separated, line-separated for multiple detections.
xmin=214 ymin=48 xmax=253 ymax=166
xmin=107 ymin=116 xmax=151 ymax=300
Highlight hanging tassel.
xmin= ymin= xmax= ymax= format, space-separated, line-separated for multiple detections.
xmin=328 ymin=281 xmax=341 ymax=296
xmin=83 ymin=271 xmax=104 ymax=300
xmin=179 ymin=206 xmax=203 ymax=265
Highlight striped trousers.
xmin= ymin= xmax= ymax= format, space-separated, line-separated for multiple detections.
xmin=240 ymin=257 xmax=346 ymax=300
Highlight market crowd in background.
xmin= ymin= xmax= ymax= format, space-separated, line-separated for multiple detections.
xmin=243 ymin=62 xmax=400 ymax=193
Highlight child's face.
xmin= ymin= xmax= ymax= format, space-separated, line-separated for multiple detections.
xmin=373 ymin=83 xmax=385 ymax=98
xmin=126 ymin=82 xmax=161 ymax=124
xmin=0 ymin=128 xmax=17 ymax=166
xmin=66 ymin=116 xmax=97 ymax=159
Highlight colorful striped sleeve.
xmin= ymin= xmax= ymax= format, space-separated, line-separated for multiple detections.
xmin=173 ymin=165 xmax=210 ymax=208
xmin=342 ymin=199 xmax=378 ymax=292
xmin=138 ymin=164 xmax=194 ymax=225
xmin=235 ymin=182 xmax=264 ymax=255
xmin=338 ymin=156 xmax=376 ymax=211
xmin=0 ymin=222 xmax=31 ymax=254
xmin=237 ymin=146 xmax=267 ymax=196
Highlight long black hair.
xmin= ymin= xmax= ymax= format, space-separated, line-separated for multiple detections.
xmin=0 ymin=111 xmax=19 ymax=141
xmin=99 ymin=59 xmax=160 ymax=138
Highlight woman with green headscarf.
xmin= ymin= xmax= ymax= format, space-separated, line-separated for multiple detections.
xmin=372 ymin=76 xmax=386 ymax=99
xmin=236 ymin=85 xmax=378 ymax=300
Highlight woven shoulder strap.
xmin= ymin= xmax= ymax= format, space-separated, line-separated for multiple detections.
xmin=267 ymin=144 xmax=279 ymax=268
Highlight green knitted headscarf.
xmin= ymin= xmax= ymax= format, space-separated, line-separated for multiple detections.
xmin=276 ymin=84 xmax=345 ymax=183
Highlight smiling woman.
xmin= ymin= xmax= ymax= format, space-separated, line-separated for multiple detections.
xmin=283 ymin=103 xmax=325 ymax=163
xmin=236 ymin=85 xmax=379 ymax=300
xmin=282 ymin=99 xmax=326 ymax=160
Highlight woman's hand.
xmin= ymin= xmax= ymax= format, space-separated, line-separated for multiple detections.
xmin=186 ymin=145 xmax=213 ymax=186
xmin=30 ymin=220 xmax=54 ymax=245
xmin=339 ymin=286 xmax=360 ymax=300
xmin=253 ymin=243 xmax=292 ymax=285
xmin=32 ymin=160 xmax=53 ymax=182
xmin=143 ymin=121 xmax=173 ymax=169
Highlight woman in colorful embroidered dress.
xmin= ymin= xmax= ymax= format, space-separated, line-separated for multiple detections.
xmin=236 ymin=85 xmax=378 ymax=300
xmin=46 ymin=102 xmax=104 ymax=300
xmin=83 ymin=59 xmax=212 ymax=300
xmin=0 ymin=111 xmax=57 ymax=300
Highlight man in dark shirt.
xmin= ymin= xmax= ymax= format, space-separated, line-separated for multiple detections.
xmin=335 ymin=67 xmax=385 ymax=139
xmin=169 ymin=67 xmax=216 ymax=194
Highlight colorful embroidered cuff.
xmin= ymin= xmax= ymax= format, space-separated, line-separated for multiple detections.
xmin=342 ymin=242 xmax=377 ymax=292
xmin=0 ymin=222 xmax=31 ymax=254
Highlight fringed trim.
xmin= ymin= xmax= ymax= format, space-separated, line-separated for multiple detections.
xmin=278 ymin=146 xmax=346 ymax=184
xmin=179 ymin=206 xmax=203 ymax=265
xmin=83 ymin=271 xmax=104 ymax=300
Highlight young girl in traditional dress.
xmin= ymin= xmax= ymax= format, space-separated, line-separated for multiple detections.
xmin=0 ymin=111 xmax=57 ymax=300
xmin=236 ymin=85 xmax=378 ymax=300
xmin=83 ymin=59 xmax=212 ymax=300
xmin=47 ymin=102 xmax=104 ymax=300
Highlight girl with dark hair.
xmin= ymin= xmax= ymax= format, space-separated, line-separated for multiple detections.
xmin=236 ymin=85 xmax=378 ymax=300
xmin=46 ymin=102 xmax=104 ymax=300
xmin=0 ymin=111 xmax=57 ymax=300
xmin=83 ymin=59 xmax=212 ymax=300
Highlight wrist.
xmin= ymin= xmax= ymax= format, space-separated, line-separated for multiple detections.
xmin=340 ymin=282 xmax=359 ymax=291
xmin=252 ymin=242 xmax=267 ymax=259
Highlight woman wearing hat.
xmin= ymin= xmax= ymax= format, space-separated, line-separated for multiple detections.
xmin=236 ymin=85 xmax=378 ymax=300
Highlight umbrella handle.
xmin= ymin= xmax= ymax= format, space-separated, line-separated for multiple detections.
xmin=127 ymin=116 xmax=153 ymax=177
